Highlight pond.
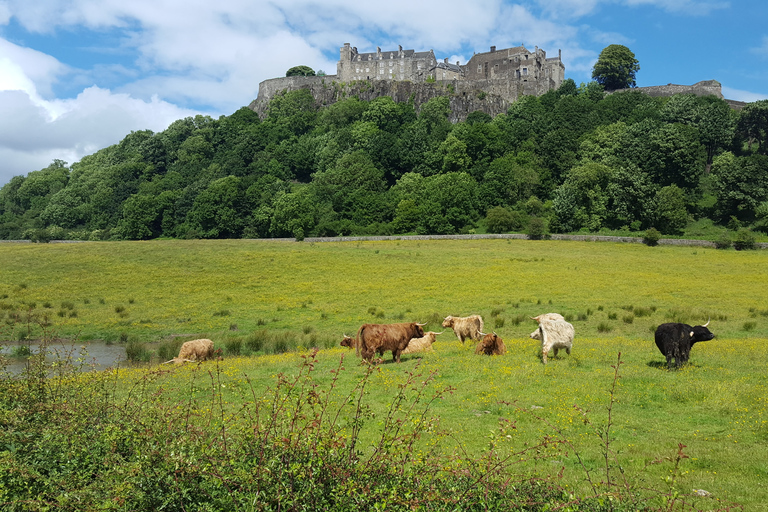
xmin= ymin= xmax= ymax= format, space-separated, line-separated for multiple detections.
xmin=1 ymin=340 xmax=128 ymax=375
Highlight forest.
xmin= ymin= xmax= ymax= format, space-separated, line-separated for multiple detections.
xmin=1 ymin=79 xmax=767 ymax=242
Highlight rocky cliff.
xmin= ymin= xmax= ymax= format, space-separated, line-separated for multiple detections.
xmin=249 ymin=75 xmax=523 ymax=123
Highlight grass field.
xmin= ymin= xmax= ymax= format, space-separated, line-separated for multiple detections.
xmin=1 ymin=239 xmax=767 ymax=509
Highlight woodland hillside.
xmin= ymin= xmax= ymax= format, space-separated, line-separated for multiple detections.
xmin=1 ymin=79 xmax=767 ymax=242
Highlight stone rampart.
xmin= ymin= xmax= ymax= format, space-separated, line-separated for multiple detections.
xmin=608 ymin=80 xmax=724 ymax=99
xmin=250 ymin=76 xmax=522 ymax=123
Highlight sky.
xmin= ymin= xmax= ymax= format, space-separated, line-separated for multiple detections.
xmin=1 ymin=0 xmax=767 ymax=187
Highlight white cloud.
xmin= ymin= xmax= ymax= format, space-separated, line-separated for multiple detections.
xmin=0 ymin=85 xmax=200 ymax=185
xmin=751 ymin=35 xmax=768 ymax=58
xmin=721 ymin=86 xmax=768 ymax=103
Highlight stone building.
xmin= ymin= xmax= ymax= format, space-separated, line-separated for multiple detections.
xmin=336 ymin=42 xmax=565 ymax=92
xmin=337 ymin=43 xmax=438 ymax=82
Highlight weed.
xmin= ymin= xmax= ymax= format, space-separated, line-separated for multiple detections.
xmin=125 ymin=340 xmax=149 ymax=362
xmin=229 ymin=323 xmax=238 ymax=331
xmin=224 ymin=338 xmax=242 ymax=355
xmin=623 ymin=315 xmax=635 ymax=324
xmin=743 ymin=321 xmax=757 ymax=332
xmin=114 ymin=305 xmax=125 ymax=313
xmin=128 ymin=298 xmax=135 ymax=304
xmin=302 ymin=325 xmax=313 ymax=335
xmin=83 ymin=298 xmax=90 ymax=305
xmin=213 ymin=309 xmax=230 ymax=317
xmin=61 ymin=301 xmax=75 ymax=310
xmin=597 ymin=322 xmax=612 ymax=333
xmin=494 ymin=317 xmax=505 ymax=329
xmin=490 ymin=307 xmax=504 ymax=317
xmin=256 ymin=318 xmax=267 ymax=326
xmin=608 ymin=312 xmax=618 ymax=320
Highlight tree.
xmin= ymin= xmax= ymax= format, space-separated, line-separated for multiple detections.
xmin=592 ymin=45 xmax=640 ymax=91
xmin=286 ymin=66 xmax=315 ymax=77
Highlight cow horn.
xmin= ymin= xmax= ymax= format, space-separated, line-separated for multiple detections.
xmin=703 ymin=318 xmax=710 ymax=328
xmin=416 ymin=322 xmax=427 ymax=326
xmin=492 ymin=331 xmax=497 ymax=336
xmin=435 ymin=331 xmax=444 ymax=335
xmin=478 ymin=331 xmax=487 ymax=337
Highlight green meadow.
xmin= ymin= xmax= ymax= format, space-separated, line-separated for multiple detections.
xmin=1 ymin=239 xmax=767 ymax=510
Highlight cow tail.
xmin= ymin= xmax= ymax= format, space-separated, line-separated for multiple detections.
xmin=356 ymin=325 xmax=364 ymax=358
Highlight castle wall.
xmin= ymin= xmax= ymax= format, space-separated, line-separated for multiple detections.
xmin=608 ymin=80 xmax=724 ymax=99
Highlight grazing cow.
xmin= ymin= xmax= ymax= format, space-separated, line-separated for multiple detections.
xmin=654 ymin=320 xmax=715 ymax=369
xmin=164 ymin=338 xmax=215 ymax=365
xmin=531 ymin=313 xmax=565 ymax=323
xmin=402 ymin=331 xmax=442 ymax=355
xmin=442 ymin=315 xmax=484 ymax=343
xmin=530 ymin=319 xmax=574 ymax=364
xmin=475 ymin=332 xmax=506 ymax=356
xmin=356 ymin=322 xmax=426 ymax=363
xmin=341 ymin=334 xmax=385 ymax=357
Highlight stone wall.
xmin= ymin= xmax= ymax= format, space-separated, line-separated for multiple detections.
xmin=249 ymin=76 xmax=516 ymax=123
xmin=608 ymin=80 xmax=724 ymax=99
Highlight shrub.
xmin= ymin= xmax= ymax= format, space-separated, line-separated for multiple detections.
xmin=224 ymin=338 xmax=242 ymax=356
xmin=527 ymin=217 xmax=547 ymax=240
xmin=733 ymin=229 xmax=756 ymax=251
xmin=743 ymin=321 xmax=757 ymax=331
xmin=245 ymin=330 xmax=268 ymax=352
xmin=494 ymin=317 xmax=505 ymax=329
xmin=714 ymin=232 xmax=732 ymax=249
xmin=643 ymin=227 xmax=662 ymax=246
xmin=485 ymin=206 xmax=517 ymax=233
xmin=125 ymin=340 xmax=149 ymax=362
xmin=623 ymin=315 xmax=635 ymax=324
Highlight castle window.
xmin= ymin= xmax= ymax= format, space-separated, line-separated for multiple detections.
xmin=522 ymin=68 xmax=528 ymax=75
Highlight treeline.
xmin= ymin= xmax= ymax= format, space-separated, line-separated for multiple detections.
xmin=1 ymin=80 xmax=767 ymax=241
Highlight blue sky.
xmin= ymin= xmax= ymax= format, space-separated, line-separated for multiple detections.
xmin=1 ymin=0 xmax=767 ymax=186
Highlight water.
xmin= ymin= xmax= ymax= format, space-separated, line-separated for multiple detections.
xmin=1 ymin=340 xmax=128 ymax=375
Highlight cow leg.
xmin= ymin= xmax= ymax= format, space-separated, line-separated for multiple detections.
xmin=553 ymin=347 xmax=559 ymax=358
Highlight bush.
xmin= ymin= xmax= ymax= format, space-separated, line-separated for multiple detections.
xmin=714 ymin=232 xmax=732 ymax=249
xmin=485 ymin=207 xmax=517 ymax=233
xmin=733 ymin=228 xmax=756 ymax=250
xmin=643 ymin=227 xmax=662 ymax=246
xmin=125 ymin=340 xmax=150 ymax=362
xmin=224 ymin=338 xmax=242 ymax=356
xmin=527 ymin=217 xmax=547 ymax=240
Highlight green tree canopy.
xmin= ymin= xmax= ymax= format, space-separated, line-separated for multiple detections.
xmin=592 ymin=45 xmax=640 ymax=91
xmin=286 ymin=65 xmax=315 ymax=77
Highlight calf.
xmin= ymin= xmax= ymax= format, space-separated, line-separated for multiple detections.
xmin=442 ymin=315 xmax=484 ymax=343
xmin=654 ymin=320 xmax=715 ymax=369
xmin=530 ymin=320 xmax=574 ymax=364
xmin=475 ymin=332 xmax=506 ymax=356
xmin=402 ymin=331 xmax=442 ymax=355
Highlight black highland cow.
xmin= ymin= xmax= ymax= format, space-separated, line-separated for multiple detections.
xmin=654 ymin=320 xmax=715 ymax=369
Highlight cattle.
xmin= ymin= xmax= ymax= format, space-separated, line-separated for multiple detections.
xmin=356 ymin=322 xmax=426 ymax=363
xmin=531 ymin=312 xmax=565 ymax=324
xmin=341 ymin=334 xmax=385 ymax=357
xmin=530 ymin=319 xmax=574 ymax=364
xmin=442 ymin=315 xmax=484 ymax=343
xmin=163 ymin=338 xmax=215 ymax=365
xmin=402 ymin=331 xmax=442 ymax=355
xmin=654 ymin=320 xmax=715 ymax=369
xmin=475 ymin=332 xmax=506 ymax=356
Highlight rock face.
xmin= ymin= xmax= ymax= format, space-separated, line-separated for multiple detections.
xmin=249 ymin=76 xmax=518 ymax=123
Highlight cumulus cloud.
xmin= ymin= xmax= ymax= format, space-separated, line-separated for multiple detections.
xmin=0 ymin=83 xmax=200 ymax=185
xmin=721 ymin=86 xmax=768 ymax=103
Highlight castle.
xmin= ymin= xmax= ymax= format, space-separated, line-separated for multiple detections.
xmin=250 ymin=43 xmax=731 ymax=122
xmin=336 ymin=43 xmax=564 ymax=90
